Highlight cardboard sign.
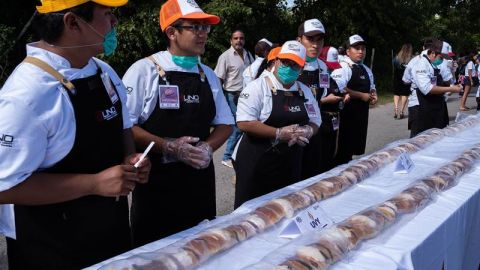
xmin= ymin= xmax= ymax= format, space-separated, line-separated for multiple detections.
xmin=279 ymin=202 xmax=333 ymax=239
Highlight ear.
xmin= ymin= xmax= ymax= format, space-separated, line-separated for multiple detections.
xmin=296 ymin=36 xmax=302 ymax=43
xmin=165 ymin=26 xmax=176 ymax=42
xmin=63 ymin=12 xmax=81 ymax=32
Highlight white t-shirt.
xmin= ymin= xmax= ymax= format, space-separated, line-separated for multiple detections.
xmin=331 ymin=57 xmax=376 ymax=92
xmin=0 ymin=43 xmax=132 ymax=239
xmin=242 ymin=57 xmax=264 ymax=88
xmin=465 ymin=61 xmax=474 ymax=76
xmin=236 ymin=72 xmax=321 ymax=126
xmin=122 ymin=50 xmax=234 ymax=126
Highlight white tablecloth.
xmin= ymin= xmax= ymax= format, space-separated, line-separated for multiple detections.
xmin=88 ymin=123 xmax=480 ymax=270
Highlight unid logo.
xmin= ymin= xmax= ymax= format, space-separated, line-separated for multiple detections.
xmin=186 ymin=0 xmax=200 ymax=8
xmin=0 ymin=133 xmax=14 ymax=147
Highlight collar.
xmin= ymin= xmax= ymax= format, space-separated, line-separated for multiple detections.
xmin=267 ymin=71 xmax=299 ymax=91
xmin=26 ymin=42 xmax=99 ymax=80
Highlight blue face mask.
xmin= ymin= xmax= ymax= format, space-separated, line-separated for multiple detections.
xmin=102 ymin=28 xmax=117 ymax=56
xmin=306 ymin=56 xmax=317 ymax=62
xmin=432 ymin=58 xmax=443 ymax=67
xmin=277 ymin=65 xmax=300 ymax=84
xmin=172 ymin=55 xmax=199 ymax=69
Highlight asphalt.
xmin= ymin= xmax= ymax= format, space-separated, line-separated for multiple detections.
xmin=1 ymin=91 xmax=478 ymax=269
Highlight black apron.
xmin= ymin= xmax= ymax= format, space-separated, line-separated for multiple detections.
xmin=8 ymin=68 xmax=130 ymax=270
xmin=413 ymin=57 xmax=449 ymax=136
xmin=131 ymin=65 xmax=216 ymax=247
xmin=234 ymin=80 xmax=309 ymax=208
xmin=335 ymin=63 xmax=371 ymax=165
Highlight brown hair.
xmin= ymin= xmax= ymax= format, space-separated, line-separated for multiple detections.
xmin=395 ymin=43 xmax=413 ymax=65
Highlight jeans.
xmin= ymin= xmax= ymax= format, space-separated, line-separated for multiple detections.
xmin=223 ymin=91 xmax=242 ymax=161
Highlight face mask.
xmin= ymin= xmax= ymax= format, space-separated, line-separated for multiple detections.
xmin=306 ymin=56 xmax=317 ymax=62
xmin=79 ymin=16 xmax=118 ymax=56
xmin=277 ymin=65 xmax=300 ymax=84
xmin=432 ymin=58 xmax=443 ymax=67
xmin=171 ymin=55 xmax=199 ymax=69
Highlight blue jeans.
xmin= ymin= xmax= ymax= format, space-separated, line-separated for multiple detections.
xmin=223 ymin=91 xmax=242 ymax=161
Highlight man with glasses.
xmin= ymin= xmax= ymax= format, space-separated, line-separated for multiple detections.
xmin=410 ymin=38 xmax=462 ymax=136
xmin=0 ymin=0 xmax=152 ymax=269
xmin=122 ymin=0 xmax=234 ymax=247
xmin=233 ymin=41 xmax=321 ymax=208
xmin=296 ymin=19 xmax=347 ymax=177
xmin=215 ymin=30 xmax=254 ymax=168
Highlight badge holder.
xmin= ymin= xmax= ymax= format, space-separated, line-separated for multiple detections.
xmin=319 ymin=73 xmax=330 ymax=89
xmin=100 ymin=72 xmax=119 ymax=104
xmin=159 ymin=85 xmax=180 ymax=109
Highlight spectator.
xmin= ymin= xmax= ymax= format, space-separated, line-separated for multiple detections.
xmin=215 ymin=29 xmax=254 ymax=168
xmin=392 ymin=43 xmax=413 ymax=119
xmin=460 ymin=53 xmax=476 ymax=111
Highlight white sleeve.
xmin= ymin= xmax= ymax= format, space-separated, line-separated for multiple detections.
xmin=365 ymin=65 xmax=376 ymax=91
xmin=205 ymin=67 xmax=235 ymax=125
xmin=301 ymin=84 xmax=321 ymax=127
xmin=412 ymin=61 xmax=433 ymax=95
xmin=0 ymin=97 xmax=48 ymax=192
xmin=214 ymin=53 xmax=227 ymax=81
xmin=242 ymin=65 xmax=254 ymax=89
xmin=439 ymin=63 xmax=453 ymax=83
xmin=236 ymin=79 xmax=266 ymax=122
xmin=402 ymin=64 xmax=412 ymax=84
xmin=331 ymin=64 xmax=351 ymax=92
xmin=122 ymin=59 xmax=159 ymax=125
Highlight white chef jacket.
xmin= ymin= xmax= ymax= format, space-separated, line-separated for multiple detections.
xmin=331 ymin=57 xmax=376 ymax=93
xmin=236 ymin=71 xmax=321 ymax=127
xmin=0 ymin=42 xmax=132 ymax=239
xmin=122 ymin=50 xmax=234 ymax=126
xmin=242 ymin=57 xmax=264 ymax=88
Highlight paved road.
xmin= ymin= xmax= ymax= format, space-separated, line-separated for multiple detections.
xmin=1 ymin=92 xmax=478 ymax=269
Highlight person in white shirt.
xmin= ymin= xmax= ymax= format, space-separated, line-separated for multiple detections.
xmin=331 ymin=34 xmax=377 ymax=165
xmin=215 ymin=29 xmax=254 ymax=168
xmin=460 ymin=53 xmax=476 ymax=111
xmin=234 ymin=41 xmax=321 ymax=208
xmin=122 ymin=0 xmax=234 ymax=247
xmin=296 ymin=19 xmax=345 ymax=177
xmin=0 ymin=1 xmax=151 ymax=269
xmin=242 ymin=38 xmax=272 ymax=88
xmin=410 ymin=38 xmax=462 ymax=136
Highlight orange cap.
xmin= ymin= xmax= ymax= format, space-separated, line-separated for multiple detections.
xmin=277 ymin=40 xmax=306 ymax=67
xmin=267 ymin=47 xmax=281 ymax=62
xmin=36 ymin=0 xmax=128 ymax=13
xmin=160 ymin=0 xmax=220 ymax=32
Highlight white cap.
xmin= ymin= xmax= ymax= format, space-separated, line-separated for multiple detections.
xmin=258 ymin=38 xmax=273 ymax=47
xmin=347 ymin=34 xmax=365 ymax=47
xmin=277 ymin=40 xmax=307 ymax=67
xmin=298 ymin=19 xmax=326 ymax=36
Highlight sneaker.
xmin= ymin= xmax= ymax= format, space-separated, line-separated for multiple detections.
xmin=221 ymin=159 xmax=233 ymax=168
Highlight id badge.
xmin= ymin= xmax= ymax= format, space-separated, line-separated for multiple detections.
xmin=100 ymin=73 xmax=119 ymax=104
xmin=430 ymin=76 xmax=437 ymax=86
xmin=319 ymin=73 xmax=330 ymax=88
xmin=304 ymin=103 xmax=317 ymax=118
xmin=159 ymin=85 xmax=180 ymax=109
xmin=332 ymin=117 xmax=339 ymax=131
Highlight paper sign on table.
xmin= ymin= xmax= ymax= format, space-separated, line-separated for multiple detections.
xmin=279 ymin=202 xmax=333 ymax=239
xmin=394 ymin=152 xmax=414 ymax=174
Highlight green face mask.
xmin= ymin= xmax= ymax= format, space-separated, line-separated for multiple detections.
xmin=306 ymin=56 xmax=317 ymax=62
xmin=171 ymin=55 xmax=199 ymax=69
xmin=432 ymin=58 xmax=443 ymax=67
xmin=277 ymin=65 xmax=300 ymax=84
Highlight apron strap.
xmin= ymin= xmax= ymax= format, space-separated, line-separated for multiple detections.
xmin=22 ymin=56 xmax=76 ymax=94
xmin=146 ymin=55 xmax=169 ymax=84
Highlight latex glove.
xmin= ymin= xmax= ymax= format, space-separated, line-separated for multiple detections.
xmin=287 ymin=136 xmax=310 ymax=147
xmin=275 ymin=124 xmax=299 ymax=143
xmin=163 ymin=136 xmax=207 ymax=168
xmin=195 ymin=141 xmax=213 ymax=169
xmin=295 ymin=125 xmax=314 ymax=139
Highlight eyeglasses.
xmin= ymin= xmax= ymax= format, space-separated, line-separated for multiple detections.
xmin=174 ymin=24 xmax=211 ymax=34
xmin=279 ymin=59 xmax=301 ymax=70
